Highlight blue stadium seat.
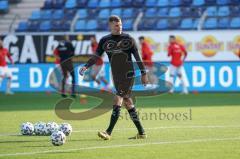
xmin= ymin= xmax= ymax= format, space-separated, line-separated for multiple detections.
xmin=111 ymin=8 xmax=122 ymax=16
xmin=65 ymin=0 xmax=77 ymax=9
xmin=132 ymin=0 xmax=145 ymax=7
xmin=180 ymin=18 xmax=194 ymax=29
xmin=41 ymin=10 xmax=52 ymax=20
xmin=52 ymin=10 xmax=64 ymax=20
xmin=206 ymin=6 xmax=217 ymax=16
xmin=204 ymin=18 xmax=217 ymax=29
xmin=0 ymin=0 xmax=9 ymax=13
xmin=182 ymin=0 xmax=192 ymax=5
xmin=156 ymin=19 xmax=168 ymax=30
xmin=217 ymin=0 xmax=230 ymax=5
xmin=157 ymin=0 xmax=169 ymax=7
xmin=88 ymin=9 xmax=98 ymax=18
xmin=139 ymin=18 xmax=157 ymax=30
xmin=123 ymin=19 xmax=133 ymax=30
xmin=75 ymin=19 xmax=86 ymax=31
xmin=77 ymin=0 xmax=88 ymax=8
xmin=182 ymin=7 xmax=201 ymax=17
xmin=77 ymin=9 xmax=88 ymax=19
xmin=16 ymin=21 xmax=28 ymax=32
xmin=122 ymin=0 xmax=132 ymax=7
xmin=218 ymin=17 xmax=229 ymax=29
xmin=30 ymin=10 xmax=41 ymax=20
xmin=28 ymin=21 xmax=40 ymax=32
xmin=192 ymin=0 xmax=205 ymax=6
xmin=157 ymin=8 xmax=168 ymax=17
xmin=170 ymin=0 xmax=182 ymax=6
xmin=230 ymin=17 xmax=240 ymax=28
xmin=218 ymin=6 xmax=230 ymax=16
xmin=193 ymin=18 xmax=199 ymax=29
xmin=182 ymin=7 xmax=192 ymax=17
xmin=98 ymin=19 xmax=108 ymax=30
xmin=65 ymin=9 xmax=76 ymax=19
xmin=88 ymin=0 xmax=99 ymax=8
xmin=62 ymin=21 xmax=71 ymax=31
xmin=42 ymin=0 xmax=52 ymax=9
xmin=39 ymin=21 xmax=52 ymax=32
xmin=98 ymin=9 xmax=110 ymax=19
xmin=52 ymin=20 xmax=62 ymax=31
xmin=53 ymin=0 xmax=65 ymax=9
xmin=205 ymin=0 xmax=216 ymax=5
xmin=122 ymin=8 xmax=134 ymax=18
xmin=99 ymin=0 xmax=111 ymax=8
xmin=111 ymin=0 xmax=121 ymax=7
xmin=145 ymin=0 xmax=157 ymax=7
xmin=169 ymin=7 xmax=181 ymax=17
xmin=147 ymin=19 xmax=157 ymax=30
xmin=145 ymin=8 xmax=157 ymax=18
xmin=231 ymin=6 xmax=240 ymax=16
xmin=230 ymin=0 xmax=240 ymax=4
xmin=169 ymin=19 xmax=180 ymax=29
xmin=86 ymin=20 xmax=98 ymax=31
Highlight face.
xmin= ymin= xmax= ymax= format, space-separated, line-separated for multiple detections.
xmin=169 ymin=37 xmax=176 ymax=43
xmin=139 ymin=38 xmax=144 ymax=44
xmin=109 ymin=21 xmax=122 ymax=35
xmin=90 ymin=37 xmax=96 ymax=43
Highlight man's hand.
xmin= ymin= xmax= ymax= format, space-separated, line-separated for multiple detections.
xmin=141 ymin=74 xmax=149 ymax=86
xmin=79 ymin=66 xmax=87 ymax=76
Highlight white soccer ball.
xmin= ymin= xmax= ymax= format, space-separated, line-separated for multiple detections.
xmin=34 ymin=122 xmax=46 ymax=136
xmin=51 ymin=131 xmax=66 ymax=146
xmin=59 ymin=123 xmax=72 ymax=136
xmin=44 ymin=122 xmax=59 ymax=136
xmin=21 ymin=122 xmax=34 ymax=135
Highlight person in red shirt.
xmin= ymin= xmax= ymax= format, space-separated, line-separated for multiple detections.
xmin=89 ymin=36 xmax=110 ymax=90
xmin=168 ymin=35 xmax=188 ymax=94
xmin=139 ymin=36 xmax=157 ymax=86
xmin=0 ymin=39 xmax=14 ymax=94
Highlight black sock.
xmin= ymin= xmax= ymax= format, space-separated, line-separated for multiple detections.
xmin=106 ymin=105 xmax=121 ymax=135
xmin=128 ymin=107 xmax=145 ymax=135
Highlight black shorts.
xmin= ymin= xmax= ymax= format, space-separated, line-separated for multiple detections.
xmin=113 ymin=78 xmax=134 ymax=98
xmin=60 ymin=60 xmax=74 ymax=77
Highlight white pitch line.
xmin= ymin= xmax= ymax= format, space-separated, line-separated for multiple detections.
xmin=73 ymin=125 xmax=240 ymax=133
xmin=1 ymin=125 xmax=240 ymax=136
xmin=0 ymin=137 xmax=240 ymax=157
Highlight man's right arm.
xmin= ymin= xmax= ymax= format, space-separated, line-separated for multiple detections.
xmin=80 ymin=38 xmax=104 ymax=75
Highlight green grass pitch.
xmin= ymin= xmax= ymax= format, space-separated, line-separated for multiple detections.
xmin=0 ymin=92 xmax=240 ymax=159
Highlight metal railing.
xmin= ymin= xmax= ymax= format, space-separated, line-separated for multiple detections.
xmin=8 ymin=14 xmax=20 ymax=33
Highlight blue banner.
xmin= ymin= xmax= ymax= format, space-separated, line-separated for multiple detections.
xmin=0 ymin=62 xmax=239 ymax=92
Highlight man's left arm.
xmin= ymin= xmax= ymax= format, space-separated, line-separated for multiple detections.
xmin=7 ymin=50 xmax=14 ymax=64
xmin=131 ymin=38 xmax=148 ymax=86
xmin=181 ymin=45 xmax=187 ymax=61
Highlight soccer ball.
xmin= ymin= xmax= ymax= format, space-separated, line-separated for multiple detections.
xmin=59 ymin=123 xmax=72 ymax=136
xmin=34 ymin=122 xmax=46 ymax=136
xmin=51 ymin=131 xmax=66 ymax=146
xmin=44 ymin=122 xmax=59 ymax=136
xmin=21 ymin=122 xmax=34 ymax=135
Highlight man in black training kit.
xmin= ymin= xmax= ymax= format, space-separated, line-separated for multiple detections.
xmin=54 ymin=35 xmax=76 ymax=98
xmin=80 ymin=15 xmax=148 ymax=140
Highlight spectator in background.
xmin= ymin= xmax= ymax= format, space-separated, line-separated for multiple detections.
xmin=0 ymin=39 xmax=14 ymax=95
xmin=168 ymin=35 xmax=188 ymax=94
xmin=54 ymin=35 xmax=76 ymax=98
xmin=138 ymin=36 xmax=158 ymax=87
